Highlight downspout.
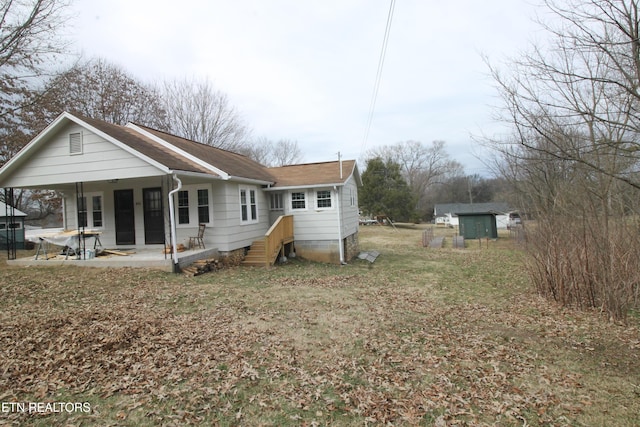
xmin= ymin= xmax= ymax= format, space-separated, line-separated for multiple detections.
xmin=168 ymin=174 xmax=182 ymax=272
xmin=334 ymin=185 xmax=345 ymax=264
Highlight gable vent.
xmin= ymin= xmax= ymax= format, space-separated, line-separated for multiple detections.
xmin=69 ymin=132 xmax=82 ymax=154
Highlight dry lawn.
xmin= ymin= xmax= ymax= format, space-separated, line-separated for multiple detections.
xmin=0 ymin=225 xmax=639 ymax=426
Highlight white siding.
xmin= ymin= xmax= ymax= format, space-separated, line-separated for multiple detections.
xmin=287 ymin=188 xmax=339 ymax=241
xmin=4 ymin=123 xmax=164 ymax=187
xmin=178 ymin=182 xmax=269 ymax=252
xmin=164 ymin=182 xmax=268 ymax=252
xmin=279 ymin=177 xmax=360 ymax=243
xmin=340 ymin=178 xmax=359 ymax=238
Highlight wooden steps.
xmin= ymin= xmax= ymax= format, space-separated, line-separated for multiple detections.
xmin=242 ymin=240 xmax=268 ymax=267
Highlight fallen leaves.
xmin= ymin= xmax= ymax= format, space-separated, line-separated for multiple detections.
xmin=0 ymin=245 xmax=638 ymax=425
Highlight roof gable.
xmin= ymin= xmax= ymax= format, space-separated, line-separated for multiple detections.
xmin=0 ymin=113 xmax=182 ymax=187
xmin=74 ymin=116 xmax=211 ymax=175
xmin=0 ymin=112 xmax=276 ymax=186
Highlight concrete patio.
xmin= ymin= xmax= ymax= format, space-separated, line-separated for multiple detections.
xmin=7 ymin=246 xmax=220 ymax=272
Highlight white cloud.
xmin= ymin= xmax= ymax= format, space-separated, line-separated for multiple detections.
xmin=69 ymin=0 xmax=544 ymax=173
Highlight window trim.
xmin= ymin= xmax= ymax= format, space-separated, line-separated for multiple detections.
xmin=175 ymin=186 xmax=214 ymax=228
xmin=270 ymin=192 xmax=284 ymax=211
xmin=69 ymin=132 xmax=83 ymax=155
xmin=177 ymin=190 xmax=190 ymax=225
xmin=291 ymin=191 xmax=307 ymax=211
xmin=315 ymin=189 xmax=333 ymax=210
xmin=239 ymin=186 xmax=259 ymax=224
xmin=197 ymin=189 xmax=210 ymax=224
xmin=77 ymin=192 xmax=104 ymax=229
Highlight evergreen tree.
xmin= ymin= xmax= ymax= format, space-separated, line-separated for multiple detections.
xmin=360 ymin=157 xmax=415 ymax=222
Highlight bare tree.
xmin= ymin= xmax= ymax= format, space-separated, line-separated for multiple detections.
xmin=367 ymin=140 xmax=463 ymax=217
xmin=244 ymin=137 xmax=304 ymax=166
xmin=486 ymin=0 xmax=640 ymax=320
xmin=21 ymin=57 xmax=167 ymax=131
xmin=268 ymin=138 xmax=303 ymax=166
xmin=487 ymin=0 xmax=640 ymax=190
xmin=161 ymin=78 xmax=251 ymax=151
xmin=0 ymin=0 xmax=71 ymax=166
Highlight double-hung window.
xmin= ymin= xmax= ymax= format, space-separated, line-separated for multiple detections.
xmin=240 ymin=187 xmax=258 ymax=223
xmin=77 ymin=192 xmax=103 ymax=228
xmin=178 ymin=190 xmax=190 ymax=224
xmin=316 ymin=190 xmax=332 ymax=208
xmin=92 ymin=196 xmax=103 ymax=227
xmin=197 ymin=189 xmax=210 ymax=223
xmin=291 ymin=191 xmax=306 ymax=210
xmin=176 ymin=186 xmax=212 ymax=227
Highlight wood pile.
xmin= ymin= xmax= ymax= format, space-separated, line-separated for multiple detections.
xmin=163 ymin=244 xmax=186 ymax=254
xmin=181 ymin=258 xmax=221 ymax=277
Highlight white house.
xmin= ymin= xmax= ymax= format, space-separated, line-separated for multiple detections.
xmin=0 ymin=112 xmax=361 ymax=270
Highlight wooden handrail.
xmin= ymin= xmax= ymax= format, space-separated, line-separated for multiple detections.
xmin=264 ymin=215 xmax=294 ymax=267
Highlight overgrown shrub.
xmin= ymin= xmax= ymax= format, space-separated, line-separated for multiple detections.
xmin=525 ymin=215 xmax=640 ymax=321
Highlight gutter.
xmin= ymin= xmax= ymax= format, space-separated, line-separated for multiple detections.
xmin=334 ymin=185 xmax=345 ymax=264
xmin=263 ymin=182 xmax=346 ymax=191
xmin=168 ymin=174 xmax=182 ymax=272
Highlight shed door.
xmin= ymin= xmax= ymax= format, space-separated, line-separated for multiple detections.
xmin=114 ymin=189 xmax=135 ymax=245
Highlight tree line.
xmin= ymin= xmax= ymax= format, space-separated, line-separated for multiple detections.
xmin=359 ymin=140 xmax=511 ymax=223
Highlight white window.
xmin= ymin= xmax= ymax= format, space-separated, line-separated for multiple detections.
xmin=69 ymin=132 xmax=82 ymax=154
xmin=197 ymin=189 xmax=210 ymax=223
xmin=291 ymin=191 xmax=306 ymax=210
xmin=175 ymin=186 xmax=213 ymax=227
xmin=77 ymin=192 xmax=103 ymax=228
xmin=178 ymin=190 xmax=190 ymax=224
xmin=270 ymin=193 xmax=284 ymax=210
xmin=240 ymin=187 xmax=258 ymax=223
xmin=316 ymin=190 xmax=332 ymax=209
xmin=92 ymin=195 xmax=103 ymax=227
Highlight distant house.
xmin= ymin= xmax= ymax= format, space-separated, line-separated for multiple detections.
xmin=0 ymin=201 xmax=27 ymax=250
xmin=433 ymin=202 xmax=517 ymax=238
xmin=0 ymin=112 xmax=361 ymax=269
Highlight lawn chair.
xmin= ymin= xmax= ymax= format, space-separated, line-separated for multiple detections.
xmin=189 ymin=223 xmax=206 ymax=249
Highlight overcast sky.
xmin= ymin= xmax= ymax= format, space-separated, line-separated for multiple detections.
xmin=68 ymin=0 xmax=546 ymax=174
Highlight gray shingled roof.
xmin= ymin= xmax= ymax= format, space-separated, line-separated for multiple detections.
xmin=434 ymin=202 xmax=511 ymax=216
xmin=134 ymin=124 xmax=276 ymax=183
xmin=83 ymin=116 xmax=277 ymax=182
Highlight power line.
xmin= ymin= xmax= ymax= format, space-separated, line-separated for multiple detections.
xmin=360 ymin=0 xmax=396 ymax=158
